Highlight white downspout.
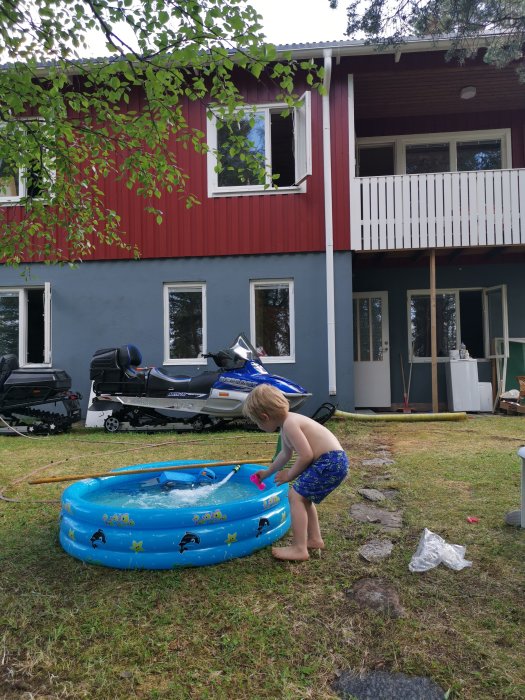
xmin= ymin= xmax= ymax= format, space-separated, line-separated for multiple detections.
xmin=322 ymin=49 xmax=336 ymax=395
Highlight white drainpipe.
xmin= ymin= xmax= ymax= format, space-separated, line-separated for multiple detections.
xmin=322 ymin=49 xmax=336 ymax=395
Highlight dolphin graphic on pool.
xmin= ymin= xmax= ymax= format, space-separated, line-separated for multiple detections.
xmin=90 ymin=529 xmax=107 ymax=548
xmin=256 ymin=517 xmax=270 ymax=537
xmin=179 ymin=532 xmax=201 ymax=553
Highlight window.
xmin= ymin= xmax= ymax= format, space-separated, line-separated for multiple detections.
xmin=408 ymin=288 xmax=484 ymax=361
xmin=163 ymin=283 xmax=206 ymax=364
xmin=358 ymin=144 xmax=395 ymax=177
xmin=457 ymin=140 xmax=502 ymax=171
xmin=0 ymin=159 xmax=20 ymax=198
xmin=0 ymin=285 xmax=51 ymax=364
xmin=250 ymin=280 xmax=294 ymax=362
xmin=406 ymin=143 xmax=449 ymax=174
xmin=207 ymin=93 xmax=311 ymax=197
xmin=353 ymin=295 xmax=384 ymax=361
xmin=357 ymin=129 xmax=510 ymax=177
xmin=0 ymin=121 xmax=49 ymax=203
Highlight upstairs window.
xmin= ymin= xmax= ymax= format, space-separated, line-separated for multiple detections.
xmin=405 ymin=143 xmax=450 ymax=174
xmin=163 ymin=283 xmax=207 ymax=365
xmin=207 ymin=93 xmax=311 ymax=197
xmin=357 ymin=129 xmax=510 ymax=177
xmin=0 ymin=160 xmax=20 ymax=198
xmin=0 ymin=121 xmax=49 ymax=203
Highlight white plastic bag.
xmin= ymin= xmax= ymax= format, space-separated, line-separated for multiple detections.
xmin=409 ymin=528 xmax=472 ymax=572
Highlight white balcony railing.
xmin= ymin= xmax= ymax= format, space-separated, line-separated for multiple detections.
xmin=351 ymin=168 xmax=525 ymax=251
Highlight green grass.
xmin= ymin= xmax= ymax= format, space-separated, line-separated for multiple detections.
xmin=1 ymin=418 xmax=524 ymax=699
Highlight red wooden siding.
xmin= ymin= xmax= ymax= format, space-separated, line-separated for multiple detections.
xmin=65 ymin=75 xmax=329 ymax=262
xmin=5 ymin=49 xmax=525 ymax=263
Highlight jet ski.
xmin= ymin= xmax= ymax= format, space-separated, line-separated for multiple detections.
xmin=87 ymin=333 xmax=311 ymax=433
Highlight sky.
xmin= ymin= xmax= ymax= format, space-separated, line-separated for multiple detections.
xmin=249 ymin=0 xmax=350 ymax=44
xmin=77 ymin=0 xmax=351 ymax=58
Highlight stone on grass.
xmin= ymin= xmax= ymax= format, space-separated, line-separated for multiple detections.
xmin=381 ymin=488 xmax=400 ymax=500
xmin=350 ymin=503 xmax=403 ymax=533
xmin=362 ymin=458 xmax=395 ymax=468
xmin=333 ymin=670 xmax=446 ymax=700
xmin=346 ymin=577 xmax=405 ymax=618
xmin=358 ymin=488 xmax=385 ymax=502
xmin=358 ymin=539 xmax=394 ymax=562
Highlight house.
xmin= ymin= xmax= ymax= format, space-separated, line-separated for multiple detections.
xmin=1 ymin=37 xmax=525 ymax=419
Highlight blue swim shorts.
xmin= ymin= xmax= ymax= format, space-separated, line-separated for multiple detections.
xmin=293 ymin=450 xmax=349 ymax=504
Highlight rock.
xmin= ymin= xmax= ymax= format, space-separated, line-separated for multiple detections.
xmin=333 ymin=670 xmax=446 ymax=699
xmin=358 ymin=488 xmax=386 ymax=502
xmin=346 ymin=577 xmax=406 ymax=618
xmin=350 ymin=503 xmax=403 ymax=532
xmin=381 ymin=489 xmax=400 ymax=500
xmin=358 ymin=539 xmax=394 ymax=562
xmin=362 ymin=458 xmax=395 ymax=467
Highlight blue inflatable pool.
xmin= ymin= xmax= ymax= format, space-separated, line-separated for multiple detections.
xmin=59 ymin=461 xmax=291 ymax=569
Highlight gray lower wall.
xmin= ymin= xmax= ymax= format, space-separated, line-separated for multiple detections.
xmin=1 ymin=252 xmax=355 ymax=416
xmin=353 ymin=258 xmax=525 ymax=406
xmin=3 ymin=252 xmax=523 ymax=414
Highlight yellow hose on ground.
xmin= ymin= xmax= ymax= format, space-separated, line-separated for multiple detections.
xmin=334 ymin=410 xmax=468 ymax=422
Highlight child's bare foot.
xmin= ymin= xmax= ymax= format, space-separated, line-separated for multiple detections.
xmin=307 ymin=539 xmax=325 ymax=550
xmin=272 ymin=545 xmax=309 ymax=561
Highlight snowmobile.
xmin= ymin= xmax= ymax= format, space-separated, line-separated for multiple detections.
xmin=0 ymin=354 xmax=82 ymax=435
xmin=87 ymin=333 xmax=311 ymax=433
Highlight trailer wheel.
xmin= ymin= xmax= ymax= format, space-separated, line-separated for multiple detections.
xmin=192 ymin=416 xmax=206 ymax=432
xmin=104 ymin=415 xmax=121 ymax=433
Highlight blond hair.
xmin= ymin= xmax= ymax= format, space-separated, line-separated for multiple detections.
xmin=242 ymin=384 xmax=289 ymax=423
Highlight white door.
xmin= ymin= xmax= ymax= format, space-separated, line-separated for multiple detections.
xmin=353 ymin=291 xmax=391 ymax=407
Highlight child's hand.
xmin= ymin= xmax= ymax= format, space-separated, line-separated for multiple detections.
xmin=256 ymin=468 xmax=270 ymax=481
xmin=274 ymin=469 xmax=291 ymax=485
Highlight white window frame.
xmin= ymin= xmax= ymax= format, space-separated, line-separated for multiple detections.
xmin=0 ymin=284 xmax=51 ymax=366
xmin=0 ymin=166 xmax=25 ymax=203
xmin=250 ymin=279 xmax=295 ymax=363
xmin=207 ymin=92 xmax=311 ymax=198
xmin=407 ymin=286 xmax=493 ymax=363
xmin=357 ymin=128 xmax=512 ymax=176
xmin=0 ymin=119 xmax=53 ymax=205
xmin=163 ymin=283 xmax=207 ymax=365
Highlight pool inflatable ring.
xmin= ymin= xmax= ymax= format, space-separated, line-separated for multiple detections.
xmin=59 ymin=461 xmax=291 ymax=569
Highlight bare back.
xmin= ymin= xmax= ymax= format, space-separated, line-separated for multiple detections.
xmin=281 ymin=412 xmax=342 ymax=462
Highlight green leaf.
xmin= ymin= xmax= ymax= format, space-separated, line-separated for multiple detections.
xmin=0 ymin=0 xmax=316 ymax=265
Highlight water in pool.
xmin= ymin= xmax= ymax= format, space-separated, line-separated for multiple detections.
xmin=84 ymin=471 xmax=257 ymax=509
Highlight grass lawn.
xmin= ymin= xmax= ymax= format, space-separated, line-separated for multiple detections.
xmin=0 ymin=416 xmax=524 ymax=699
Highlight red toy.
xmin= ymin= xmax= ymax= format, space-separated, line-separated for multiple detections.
xmin=250 ymin=473 xmax=266 ymax=491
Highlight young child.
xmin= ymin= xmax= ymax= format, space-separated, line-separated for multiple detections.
xmin=243 ymin=383 xmax=348 ymax=561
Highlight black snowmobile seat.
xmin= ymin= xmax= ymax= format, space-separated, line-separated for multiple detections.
xmin=147 ymin=367 xmax=218 ymax=396
xmin=90 ymin=345 xmax=142 ymax=373
xmin=117 ymin=345 xmax=142 ymax=377
xmin=0 ymin=355 xmax=19 ymax=392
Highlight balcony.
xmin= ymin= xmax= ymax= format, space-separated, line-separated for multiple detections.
xmin=351 ymin=168 xmax=525 ymax=252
